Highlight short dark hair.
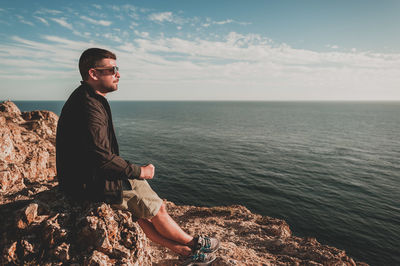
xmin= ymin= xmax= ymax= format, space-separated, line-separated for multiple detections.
xmin=79 ymin=48 xmax=116 ymax=81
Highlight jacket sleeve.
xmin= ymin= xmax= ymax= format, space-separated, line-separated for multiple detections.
xmin=85 ymin=101 xmax=141 ymax=180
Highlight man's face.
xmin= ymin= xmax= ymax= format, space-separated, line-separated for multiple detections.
xmin=93 ymin=58 xmax=120 ymax=94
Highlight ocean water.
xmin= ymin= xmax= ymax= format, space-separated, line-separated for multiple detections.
xmin=14 ymin=101 xmax=400 ymax=265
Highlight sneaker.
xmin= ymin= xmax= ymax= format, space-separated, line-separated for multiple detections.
xmin=182 ymin=250 xmax=216 ymax=266
xmin=193 ymin=235 xmax=220 ymax=253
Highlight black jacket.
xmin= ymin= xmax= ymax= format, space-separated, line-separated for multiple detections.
xmin=56 ymin=82 xmax=141 ymax=203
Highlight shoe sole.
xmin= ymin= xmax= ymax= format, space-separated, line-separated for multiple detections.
xmin=185 ymin=254 xmax=217 ymax=266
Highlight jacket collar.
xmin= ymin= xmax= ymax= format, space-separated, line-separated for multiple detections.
xmin=80 ymin=81 xmax=106 ymax=101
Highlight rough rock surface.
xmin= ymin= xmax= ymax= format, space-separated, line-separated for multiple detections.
xmin=0 ymin=189 xmax=151 ymax=265
xmin=0 ymin=101 xmax=56 ymax=197
xmin=150 ymin=202 xmax=368 ymax=265
xmin=0 ymin=101 xmax=368 ymax=265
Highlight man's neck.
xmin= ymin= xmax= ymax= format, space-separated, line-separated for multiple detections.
xmin=95 ymin=90 xmax=107 ymax=97
xmin=85 ymin=80 xmax=107 ymax=97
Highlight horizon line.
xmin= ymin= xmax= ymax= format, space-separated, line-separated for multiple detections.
xmin=4 ymin=99 xmax=400 ymax=103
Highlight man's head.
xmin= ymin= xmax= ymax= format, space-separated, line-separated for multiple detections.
xmin=79 ymin=48 xmax=120 ymax=96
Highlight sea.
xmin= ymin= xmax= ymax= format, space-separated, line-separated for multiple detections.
xmin=13 ymin=101 xmax=400 ymax=266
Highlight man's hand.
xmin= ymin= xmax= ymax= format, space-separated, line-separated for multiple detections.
xmin=140 ymin=164 xmax=155 ymax=179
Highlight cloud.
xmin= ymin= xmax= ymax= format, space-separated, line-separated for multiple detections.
xmin=0 ymin=36 xmax=81 ymax=80
xmin=201 ymin=18 xmax=251 ymax=28
xmin=16 ymin=15 xmax=34 ymax=26
xmin=326 ymin=44 xmax=339 ymax=49
xmin=1 ymin=3 xmax=399 ymax=102
xmin=112 ymin=6 xmax=120 ymax=11
xmin=134 ymin=30 xmax=149 ymax=38
xmin=34 ymin=16 xmax=49 ymax=26
xmin=103 ymin=33 xmax=122 ymax=43
xmin=0 ymin=35 xmax=111 ymax=89
xmin=148 ymin=12 xmax=173 ymax=23
xmin=35 ymin=8 xmax=62 ymax=15
xmin=50 ymin=18 xmax=73 ymax=30
xmin=214 ymin=19 xmax=233 ymax=25
xmin=72 ymin=30 xmax=91 ymax=38
xmin=80 ymin=16 xmax=112 ymax=26
xmin=117 ymin=32 xmax=400 ymax=101
xmin=120 ymin=4 xmax=140 ymax=20
xmin=93 ymin=4 xmax=102 ymax=10
xmin=20 ymin=20 xmax=34 ymax=26
xmin=43 ymin=35 xmax=95 ymax=49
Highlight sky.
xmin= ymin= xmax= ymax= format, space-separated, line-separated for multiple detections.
xmin=0 ymin=0 xmax=399 ymax=101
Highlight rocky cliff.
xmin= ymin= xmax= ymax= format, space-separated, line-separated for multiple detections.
xmin=0 ymin=101 xmax=367 ymax=265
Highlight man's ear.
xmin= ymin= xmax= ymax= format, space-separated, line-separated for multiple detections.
xmin=88 ymin=69 xmax=99 ymax=81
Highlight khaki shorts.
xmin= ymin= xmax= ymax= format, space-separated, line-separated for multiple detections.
xmin=112 ymin=179 xmax=163 ymax=221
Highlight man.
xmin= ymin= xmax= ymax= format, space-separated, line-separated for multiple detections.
xmin=56 ymin=48 xmax=219 ymax=265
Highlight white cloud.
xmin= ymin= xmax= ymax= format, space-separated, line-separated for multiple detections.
xmin=110 ymin=32 xmax=400 ymax=100
xmin=122 ymin=4 xmax=138 ymax=11
xmin=122 ymin=5 xmax=140 ymax=20
xmin=73 ymin=30 xmax=91 ymax=38
xmin=0 ymin=2 xmax=398 ymax=100
xmin=103 ymin=33 xmax=122 ymax=43
xmin=43 ymin=35 xmax=95 ymax=48
xmin=214 ymin=19 xmax=233 ymax=25
xmin=326 ymin=44 xmax=339 ymax=49
xmin=146 ymin=12 xmax=187 ymax=25
xmin=80 ymin=16 xmax=112 ymax=26
xmin=128 ymin=12 xmax=139 ymax=20
xmin=50 ymin=18 xmax=73 ymax=30
xmin=1 ymin=28 xmax=400 ymax=100
xmin=201 ymin=18 xmax=251 ymax=28
xmin=148 ymin=12 xmax=173 ymax=23
xmin=35 ymin=8 xmax=62 ymax=15
xmin=134 ymin=30 xmax=149 ymax=38
xmin=111 ymin=5 xmax=120 ymax=11
xmin=20 ymin=20 xmax=34 ymax=26
xmin=16 ymin=15 xmax=34 ymax=26
xmin=129 ymin=21 xmax=139 ymax=30
xmin=34 ymin=16 xmax=49 ymax=26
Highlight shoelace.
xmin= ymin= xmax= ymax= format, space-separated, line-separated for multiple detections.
xmin=199 ymin=236 xmax=211 ymax=251
xmin=192 ymin=251 xmax=206 ymax=262
xmin=204 ymin=237 xmax=211 ymax=249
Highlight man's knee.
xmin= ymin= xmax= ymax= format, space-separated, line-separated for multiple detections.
xmin=153 ymin=202 xmax=167 ymax=218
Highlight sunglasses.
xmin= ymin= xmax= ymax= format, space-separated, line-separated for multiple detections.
xmin=94 ymin=66 xmax=119 ymax=75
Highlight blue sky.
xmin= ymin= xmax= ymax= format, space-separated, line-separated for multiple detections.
xmin=1 ymin=0 xmax=399 ymax=100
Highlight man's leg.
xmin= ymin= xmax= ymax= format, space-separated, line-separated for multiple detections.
xmin=150 ymin=202 xmax=194 ymax=246
xmin=138 ymin=218 xmax=192 ymax=256
xmin=116 ymin=180 xmax=196 ymax=254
